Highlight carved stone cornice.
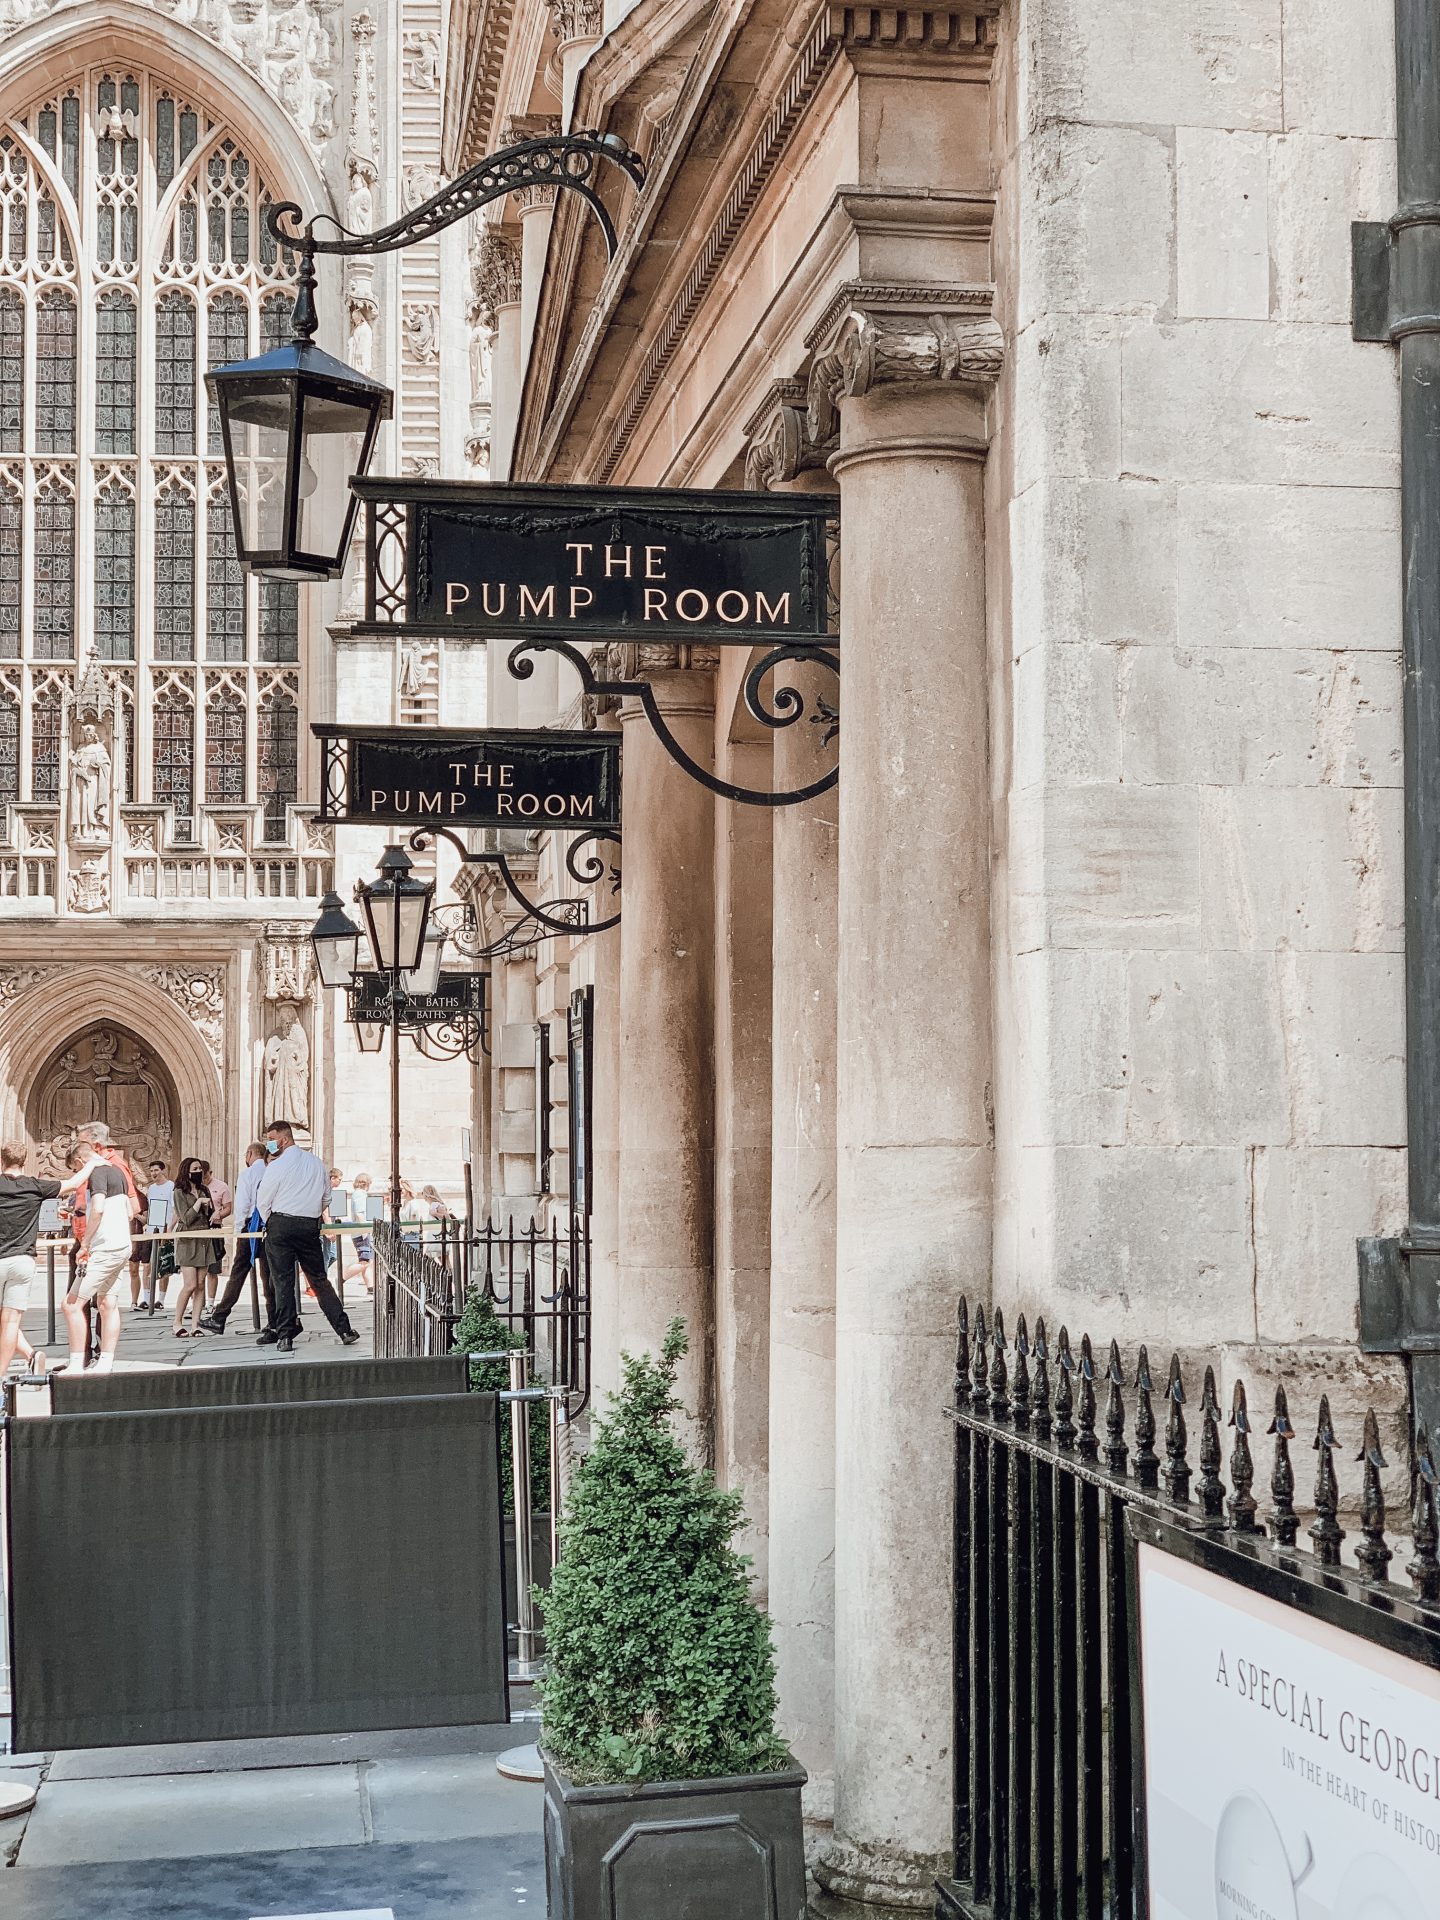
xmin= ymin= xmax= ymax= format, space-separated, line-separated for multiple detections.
xmin=743 ymin=377 xmax=836 ymax=491
xmin=545 ymin=0 xmax=602 ymax=45
xmin=473 ymin=227 xmax=523 ymax=324
xmin=804 ymin=281 xmax=1003 ymax=442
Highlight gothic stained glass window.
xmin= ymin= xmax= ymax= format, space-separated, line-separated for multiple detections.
xmin=2 ymin=70 xmax=300 ymax=829
xmin=30 ymin=689 xmax=60 ymax=803
xmin=33 ymin=483 xmax=74 ymax=660
xmin=95 ymin=289 xmax=136 ymax=453
xmin=205 ymin=291 xmax=247 ymax=454
xmin=205 ymin=684 xmax=244 ymax=804
xmin=257 ymin=691 xmax=297 ymax=840
xmin=94 ymin=482 xmax=135 ymax=660
xmin=0 ymin=289 xmax=22 ymax=452
xmin=260 ymin=290 xmax=290 ymax=353
xmin=35 ymin=289 xmax=76 ymax=453
xmin=0 ymin=686 xmax=17 ymax=805
xmin=155 ymin=489 xmax=194 ymax=661
xmin=259 ymin=579 xmax=298 ymax=663
xmin=154 ymin=290 xmax=195 ymax=455
xmin=206 ymin=491 xmax=244 ymax=661
xmin=0 ymin=481 xmax=19 ymax=653
xmin=153 ymin=689 xmax=194 ymax=829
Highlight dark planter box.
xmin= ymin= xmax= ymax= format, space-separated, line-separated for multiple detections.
xmin=542 ymin=1750 xmax=807 ymax=1920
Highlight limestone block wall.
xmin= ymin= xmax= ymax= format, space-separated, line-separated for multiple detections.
xmin=990 ymin=0 xmax=1407 ymax=1382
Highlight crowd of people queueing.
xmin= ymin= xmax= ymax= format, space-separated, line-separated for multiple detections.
xmin=0 ymin=1120 xmax=455 ymax=1375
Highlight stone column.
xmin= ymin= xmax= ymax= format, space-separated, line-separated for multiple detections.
xmin=745 ymin=384 xmax=841 ymax=1829
xmin=809 ymin=293 xmax=1000 ymax=1914
xmin=546 ymin=0 xmax=604 ymax=126
xmin=615 ymin=651 xmax=717 ymax=1452
xmin=475 ymin=228 xmax=522 ymax=482
xmin=713 ymin=730 xmax=773 ymax=1586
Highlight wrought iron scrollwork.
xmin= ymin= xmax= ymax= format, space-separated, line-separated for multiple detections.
xmin=407 ymin=821 xmax=621 ymax=956
xmin=509 ymin=640 xmax=840 ymax=809
xmin=269 ymin=132 xmax=646 ymax=264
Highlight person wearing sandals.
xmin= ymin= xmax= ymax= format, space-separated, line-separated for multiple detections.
xmin=171 ymin=1157 xmax=216 ymax=1340
xmin=351 ymin=1173 xmax=375 ymax=1294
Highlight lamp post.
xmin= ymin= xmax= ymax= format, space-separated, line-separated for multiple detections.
xmin=311 ymin=846 xmax=435 ymax=1227
xmin=357 ymin=845 xmax=435 ymax=1226
xmin=206 ymin=131 xmax=644 ymax=582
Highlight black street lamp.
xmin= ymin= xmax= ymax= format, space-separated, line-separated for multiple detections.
xmin=358 ymin=843 xmax=433 ymax=976
xmin=204 ymin=254 xmax=392 ymax=582
xmin=208 ymin=131 xmax=644 ymax=581
xmin=310 ymin=889 xmax=366 ymax=989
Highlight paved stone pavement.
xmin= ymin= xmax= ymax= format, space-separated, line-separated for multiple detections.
xmin=14 ymin=1263 xmax=376 ymax=1380
xmin=1 ymin=1729 xmax=544 ymax=1918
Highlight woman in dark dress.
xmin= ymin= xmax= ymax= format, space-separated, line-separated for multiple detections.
xmin=170 ymin=1157 xmax=215 ymax=1339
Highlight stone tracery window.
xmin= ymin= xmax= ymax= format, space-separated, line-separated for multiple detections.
xmin=0 ymin=67 xmax=302 ymax=834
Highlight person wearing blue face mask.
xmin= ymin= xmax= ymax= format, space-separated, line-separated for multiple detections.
xmin=254 ymin=1120 xmax=359 ymax=1354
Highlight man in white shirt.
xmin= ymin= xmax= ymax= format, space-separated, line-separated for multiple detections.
xmin=200 ymin=1143 xmax=272 ymax=1335
xmin=139 ymin=1159 xmax=174 ymax=1313
xmin=64 ymin=1139 xmax=134 ymax=1374
xmin=255 ymin=1119 xmax=360 ymax=1354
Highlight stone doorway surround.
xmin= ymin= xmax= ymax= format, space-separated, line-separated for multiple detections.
xmin=0 ymin=963 xmax=227 ymax=1171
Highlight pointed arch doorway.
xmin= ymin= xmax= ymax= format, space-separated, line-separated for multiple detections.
xmin=24 ymin=1023 xmax=179 ymax=1178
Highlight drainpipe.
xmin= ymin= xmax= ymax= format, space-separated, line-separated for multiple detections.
xmin=1354 ymin=0 xmax=1440 ymax=1447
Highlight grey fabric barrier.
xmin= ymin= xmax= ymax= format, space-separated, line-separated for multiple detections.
xmin=8 ymin=1390 xmax=507 ymax=1751
xmin=49 ymin=1352 xmax=467 ymax=1415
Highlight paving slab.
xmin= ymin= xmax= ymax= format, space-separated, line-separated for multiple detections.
xmin=16 ymin=1763 xmax=367 ymax=1866
xmin=365 ymin=1754 xmax=542 ymax=1846
xmin=0 ymin=1834 xmax=543 ymax=1919
xmin=47 ymin=1722 xmax=520 ymax=1781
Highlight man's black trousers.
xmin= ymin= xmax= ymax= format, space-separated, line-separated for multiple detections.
xmin=265 ymin=1212 xmax=352 ymax=1340
xmin=212 ymin=1231 xmax=273 ymax=1328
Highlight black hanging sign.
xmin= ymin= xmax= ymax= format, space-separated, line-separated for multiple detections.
xmin=355 ymin=478 xmax=837 ymax=644
xmin=315 ymin=725 xmax=621 ymax=832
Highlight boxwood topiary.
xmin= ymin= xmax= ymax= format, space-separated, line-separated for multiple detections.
xmin=536 ymin=1317 xmax=788 ymax=1785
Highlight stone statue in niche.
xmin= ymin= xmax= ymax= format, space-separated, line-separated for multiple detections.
xmin=69 ymin=727 xmax=112 ymax=843
xmin=263 ymin=1006 xmax=310 ymax=1129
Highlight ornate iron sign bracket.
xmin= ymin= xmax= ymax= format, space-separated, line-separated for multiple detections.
xmin=508 ymin=639 xmax=839 ymax=809
xmin=270 ymin=131 xmax=645 ymax=263
xmin=410 ymin=823 xmax=622 ymax=956
xmin=347 ymin=968 xmax=491 ymax=1062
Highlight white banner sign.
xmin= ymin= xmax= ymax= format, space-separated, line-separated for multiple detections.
xmin=1139 ymin=1543 xmax=1440 ymax=1920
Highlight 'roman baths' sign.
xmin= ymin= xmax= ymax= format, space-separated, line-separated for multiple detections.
xmin=316 ymin=726 xmax=621 ymax=832
xmin=353 ymin=478 xmax=837 ymax=643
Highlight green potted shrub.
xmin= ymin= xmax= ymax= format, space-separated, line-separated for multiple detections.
xmin=537 ymin=1319 xmax=806 ymax=1920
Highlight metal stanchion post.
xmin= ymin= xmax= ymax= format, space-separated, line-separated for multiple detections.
xmin=45 ymin=1244 xmax=55 ymax=1350
xmin=148 ymin=1238 xmax=161 ymax=1315
xmin=509 ymin=1349 xmax=538 ymax=1673
xmin=549 ymin=1391 xmax=563 ymax=1576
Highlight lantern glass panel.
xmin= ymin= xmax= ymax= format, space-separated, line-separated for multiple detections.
xmin=314 ymin=926 xmax=359 ymax=990
xmin=294 ymin=387 xmax=373 ymax=561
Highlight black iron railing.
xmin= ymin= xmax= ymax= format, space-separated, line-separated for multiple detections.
xmin=372 ymin=1212 xmax=591 ymax=1410
xmin=939 ymin=1300 xmax=1440 ymax=1920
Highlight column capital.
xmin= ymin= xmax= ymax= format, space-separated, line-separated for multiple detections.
xmin=804 ymin=280 xmax=1003 ymax=445
xmin=743 ymin=378 xmax=837 ymax=491
xmin=545 ymin=0 xmax=602 ymax=45
xmin=472 ymin=226 xmax=523 ymax=325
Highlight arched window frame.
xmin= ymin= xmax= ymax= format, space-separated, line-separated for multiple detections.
xmin=0 ymin=67 xmax=303 ymax=844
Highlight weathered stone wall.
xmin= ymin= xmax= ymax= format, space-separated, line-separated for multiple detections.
xmin=990 ymin=2 xmax=1407 ymax=1404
